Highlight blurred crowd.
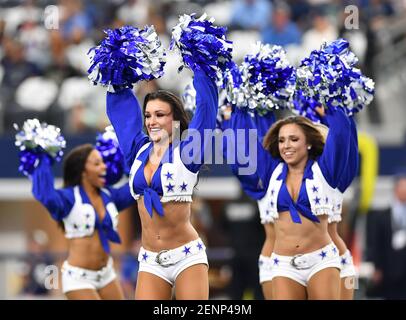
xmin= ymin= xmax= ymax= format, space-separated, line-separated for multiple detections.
xmin=0 ymin=0 xmax=404 ymax=134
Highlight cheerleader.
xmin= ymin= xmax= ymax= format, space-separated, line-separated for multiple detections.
xmin=31 ymin=144 xmax=135 ymax=299
xmin=105 ymin=68 xmax=218 ymax=299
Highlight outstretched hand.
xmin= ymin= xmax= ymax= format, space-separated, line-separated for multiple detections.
xmin=315 ymin=105 xmax=326 ymax=117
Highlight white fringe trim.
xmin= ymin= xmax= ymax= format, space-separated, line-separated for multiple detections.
xmin=328 ymin=213 xmax=342 ymax=224
xmin=261 ymin=216 xmax=275 ymax=224
xmin=160 ymin=195 xmax=193 ymax=203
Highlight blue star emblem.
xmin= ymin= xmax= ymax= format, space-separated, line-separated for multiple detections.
xmin=341 ymin=257 xmax=347 ymax=265
xmin=142 ymin=252 xmax=148 ymax=261
xmin=319 ymin=250 xmax=327 ymax=259
xmin=164 ymin=172 xmax=173 ymax=180
xmin=197 ymin=242 xmax=203 ymax=250
xmin=314 ymin=196 xmax=321 ymax=205
xmin=73 ymin=223 xmax=78 ymax=229
xmin=270 ymin=200 xmax=274 ymax=207
xmin=183 ymin=246 xmax=191 ymax=255
xmin=85 ymin=213 xmax=90 ymax=219
xmin=273 ymin=258 xmax=280 ymax=265
xmin=265 ymin=210 xmax=270 ymax=215
xmin=332 ymin=247 xmax=337 ymax=254
xmin=312 ymin=185 xmax=319 ymax=193
xmin=166 ymin=183 xmax=174 ymax=192
xmin=271 ymin=189 xmax=275 ymax=196
xmin=180 ymin=182 xmax=187 ymax=192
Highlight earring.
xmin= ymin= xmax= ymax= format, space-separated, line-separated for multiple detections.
xmin=307 ymin=146 xmax=312 ymax=150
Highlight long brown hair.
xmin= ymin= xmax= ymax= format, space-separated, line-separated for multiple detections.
xmin=263 ymin=116 xmax=325 ymax=160
xmin=143 ymin=90 xmax=190 ymax=136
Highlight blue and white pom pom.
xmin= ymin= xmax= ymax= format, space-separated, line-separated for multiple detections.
xmin=95 ymin=126 xmax=124 ymax=186
xmin=14 ymin=119 xmax=66 ymax=176
xmin=243 ymin=42 xmax=296 ymax=111
xmin=296 ymin=38 xmax=375 ymax=116
xmin=292 ymin=90 xmax=323 ymax=123
xmin=88 ymin=25 xmax=166 ymax=89
xmin=220 ymin=62 xmax=247 ymax=108
xmin=170 ymin=13 xmax=233 ymax=80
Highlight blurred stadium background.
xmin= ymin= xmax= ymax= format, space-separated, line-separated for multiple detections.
xmin=0 ymin=0 xmax=405 ymax=299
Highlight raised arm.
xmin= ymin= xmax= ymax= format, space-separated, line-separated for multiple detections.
xmin=253 ymin=110 xmax=276 ymax=144
xmin=106 ymin=89 xmax=150 ymax=169
xmin=337 ymin=116 xmax=359 ymax=192
xmin=180 ymin=69 xmax=218 ymax=173
xmin=318 ymin=107 xmax=351 ymax=188
xmin=31 ymin=157 xmax=73 ymax=221
xmin=223 ymin=107 xmax=279 ymax=200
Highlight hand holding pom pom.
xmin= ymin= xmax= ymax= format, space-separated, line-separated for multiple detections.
xmin=170 ymin=13 xmax=233 ymax=81
xmin=295 ymin=38 xmax=375 ymax=116
xmin=88 ymin=25 xmax=166 ymax=90
xmin=14 ymin=119 xmax=66 ymax=176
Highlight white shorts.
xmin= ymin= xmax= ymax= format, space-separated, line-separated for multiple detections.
xmin=269 ymin=243 xmax=341 ymax=287
xmin=258 ymin=255 xmax=273 ymax=284
xmin=340 ymin=250 xmax=356 ymax=278
xmin=61 ymin=257 xmax=117 ymax=293
xmin=138 ymin=238 xmax=208 ymax=286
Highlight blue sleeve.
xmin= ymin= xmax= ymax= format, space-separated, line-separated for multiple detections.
xmin=180 ymin=70 xmax=218 ymax=173
xmin=106 ymin=89 xmax=150 ymax=169
xmin=337 ymin=116 xmax=359 ymax=192
xmin=253 ymin=110 xmax=275 ymax=144
xmin=318 ymin=107 xmax=351 ymax=188
xmin=224 ymin=107 xmax=279 ymax=200
xmin=31 ymin=158 xmax=73 ymax=221
xmin=107 ymin=183 xmax=136 ymax=211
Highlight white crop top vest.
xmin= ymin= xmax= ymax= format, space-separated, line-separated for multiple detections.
xmin=63 ymin=186 xmax=119 ymax=239
xmin=259 ymin=161 xmax=337 ymax=222
xmin=128 ymin=142 xmax=198 ymax=202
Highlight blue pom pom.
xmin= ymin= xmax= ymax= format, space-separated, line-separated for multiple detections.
xmin=296 ymin=38 xmax=374 ymax=116
xmin=220 ymin=42 xmax=295 ymax=114
xmin=292 ymin=90 xmax=323 ymax=123
xmin=14 ymin=119 xmax=66 ymax=176
xmin=170 ymin=13 xmax=233 ymax=80
xmin=88 ymin=25 xmax=166 ymax=89
xmin=95 ymin=126 xmax=124 ymax=186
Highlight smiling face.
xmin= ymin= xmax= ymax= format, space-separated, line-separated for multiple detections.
xmin=82 ymin=149 xmax=107 ymax=188
xmin=278 ymin=123 xmax=310 ymax=167
xmin=144 ymin=99 xmax=174 ymax=143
